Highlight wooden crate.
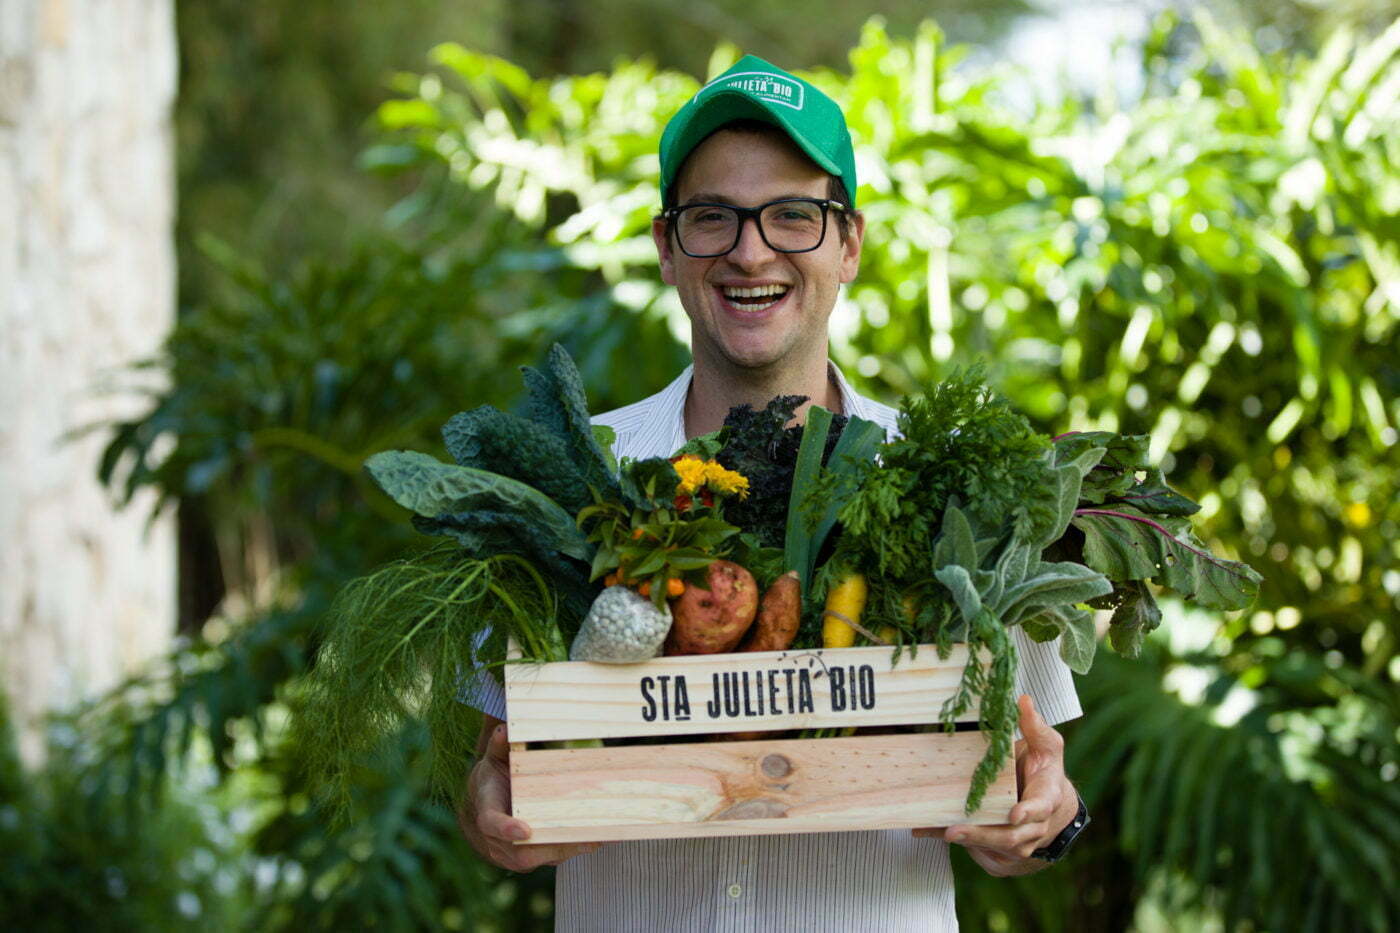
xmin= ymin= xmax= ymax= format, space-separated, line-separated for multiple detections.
xmin=504 ymin=644 xmax=1017 ymax=844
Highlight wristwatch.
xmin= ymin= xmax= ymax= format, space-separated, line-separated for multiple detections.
xmin=1031 ymin=791 xmax=1089 ymax=863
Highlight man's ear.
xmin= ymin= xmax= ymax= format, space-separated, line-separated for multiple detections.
xmin=839 ymin=210 xmax=867 ymax=285
xmin=653 ymin=217 xmax=678 ymax=286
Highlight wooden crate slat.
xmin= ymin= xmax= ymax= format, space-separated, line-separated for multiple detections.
xmin=510 ymin=731 xmax=1016 ymax=844
xmin=504 ymin=644 xmax=982 ymax=742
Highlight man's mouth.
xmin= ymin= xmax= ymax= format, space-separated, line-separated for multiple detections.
xmin=720 ymin=284 xmax=790 ymax=312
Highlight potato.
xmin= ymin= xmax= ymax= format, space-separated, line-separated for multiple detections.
xmin=665 ymin=560 xmax=759 ymax=655
xmin=704 ymin=572 xmax=805 ymax=742
xmin=737 ymin=571 xmax=801 ymax=653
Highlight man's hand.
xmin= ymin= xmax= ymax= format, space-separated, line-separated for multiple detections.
xmin=912 ymin=694 xmax=1079 ymax=877
xmin=456 ymin=718 xmax=604 ymax=871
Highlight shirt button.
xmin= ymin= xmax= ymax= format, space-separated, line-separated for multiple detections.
xmin=726 ymin=883 xmax=743 ymax=899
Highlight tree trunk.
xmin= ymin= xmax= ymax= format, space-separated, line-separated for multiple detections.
xmin=0 ymin=0 xmax=177 ymax=765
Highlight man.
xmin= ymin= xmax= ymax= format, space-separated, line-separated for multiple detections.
xmin=459 ymin=56 xmax=1089 ymax=930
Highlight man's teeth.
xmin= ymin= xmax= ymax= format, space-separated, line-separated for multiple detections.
xmin=722 ymin=285 xmax=789 ymax=311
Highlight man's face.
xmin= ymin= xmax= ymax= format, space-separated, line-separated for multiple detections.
xmin=652 ymin=128 xmax=864 ymax=374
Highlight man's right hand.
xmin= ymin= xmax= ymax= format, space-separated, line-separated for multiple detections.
xmin=457 ymin=718 xmax=604 ymax=872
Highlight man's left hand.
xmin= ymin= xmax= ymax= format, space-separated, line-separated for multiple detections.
xmin=912 ymin=693 xmax=1079 ymax=877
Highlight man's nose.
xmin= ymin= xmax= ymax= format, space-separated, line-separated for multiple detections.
xmin=726 ymin=215 xmax=777 ymax=267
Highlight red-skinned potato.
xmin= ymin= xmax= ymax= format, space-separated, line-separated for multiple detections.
xmin=665 ymin=560 xmax=759 ymax=655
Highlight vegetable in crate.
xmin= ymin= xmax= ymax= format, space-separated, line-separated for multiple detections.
xmin=666 ymin=559 xmax=760 ymax=655
xmin=293 ymin=345 xmax=619 ymax=820
xmin=577 ymin=454 xmax=749 ymax=611
xmin=737 ymin=570 xmax=802 ymax=653
xmin=570 ymin=585 xmax=673 ymax=662
xmin=820 ymin=566 xmax=868 ymax=649
xmin=677 ymin=396 xmax=885 ymax=591
xmin=676 ymin=395 xmax=847 ymax=549
xmin=814 ymin=364 xmax=1261 ymax=812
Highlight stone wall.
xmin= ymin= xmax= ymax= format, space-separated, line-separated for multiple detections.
xmin=1 ymin=0 xmax=177 ymax=764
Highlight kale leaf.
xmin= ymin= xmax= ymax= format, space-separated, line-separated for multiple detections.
xmin=520 ymin=344 xmax=620 ymax=502
xmin=442 ymin=406 xmax=592 ymax=514
xmin=364 ymin=450 xmax=590 ymax=562
xmin=712 ymin=395 xmax=849 ymax=549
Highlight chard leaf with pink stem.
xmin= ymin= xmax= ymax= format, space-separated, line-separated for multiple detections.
xmin=1072 ymin=505 xmax=1262 ymax=610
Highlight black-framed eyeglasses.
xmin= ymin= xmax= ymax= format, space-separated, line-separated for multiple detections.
xmin=660 ymin=198 xmax=847 ymax=258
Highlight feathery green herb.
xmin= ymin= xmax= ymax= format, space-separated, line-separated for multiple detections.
xmin=295 ymin=548 xmax=566 ymax=822
xmin=298 ymin=345 xmax=616 ymax=822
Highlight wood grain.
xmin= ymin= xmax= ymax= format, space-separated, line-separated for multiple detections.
xmin=504 ymin=644 xmax=986 ymax=742
xmin=510 ymin=731 xmax=1017 ymax=844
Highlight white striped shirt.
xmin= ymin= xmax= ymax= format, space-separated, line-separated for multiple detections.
xmin=478 ymin=362 xmax=1082 ymax=932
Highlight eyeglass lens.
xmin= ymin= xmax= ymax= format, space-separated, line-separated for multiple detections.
xmin=675 ymin=200 xmax=828 ymax=256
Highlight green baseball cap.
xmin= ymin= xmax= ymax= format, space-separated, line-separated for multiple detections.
xmin=659 ymin=55 xmax=857 ymax=207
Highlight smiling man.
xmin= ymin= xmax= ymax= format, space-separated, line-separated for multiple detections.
xmin=459 ymin=56 xmax=1089 ymax=931
xmin=654 ymin=113 xmax=864 ymax=438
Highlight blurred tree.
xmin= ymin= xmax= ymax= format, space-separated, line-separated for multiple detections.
xmin=0 ymin=692 xmax=245 ymax=931
xmin=1212 ymin=0 xmax=1400 ymax=53
xmin=174 ymin=0 xmax=1034 ymax=315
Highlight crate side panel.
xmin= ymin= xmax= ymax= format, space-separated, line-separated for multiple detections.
xmin=510 ymin=731 xmax=1016 ymax=843
xmin=505 ymin=644 xmax=981 ymax=742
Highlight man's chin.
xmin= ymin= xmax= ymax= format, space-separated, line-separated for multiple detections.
xmin=714 ymin=344 xmax=787 ymax=372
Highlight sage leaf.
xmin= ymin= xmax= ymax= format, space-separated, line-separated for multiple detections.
xmin=997 ymin=559 xmax=1113 ymax=628
xmin=1020 ymin=603 xmax=1098 ymax=674
xmin=931 ymin=504 xmax=979 ymax=571
xmin=1055 ymin=605 xmax=1099 ymax=674
xmin=1028 ymin=446 xmax=1105 ymax=550
xmin=933 ymin=564 xmax=984 ymax=626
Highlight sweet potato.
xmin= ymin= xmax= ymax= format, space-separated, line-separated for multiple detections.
xmin=737 ymin=571 xmax=801 ymax=653
xmin=665 ymin=560 xmax=759 ymax=655
xmin=710 ymin=572 xmax=803 ymax=742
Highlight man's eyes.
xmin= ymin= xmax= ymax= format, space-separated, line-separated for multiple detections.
xmin=681 ymin=202 xmax=820 ymax=223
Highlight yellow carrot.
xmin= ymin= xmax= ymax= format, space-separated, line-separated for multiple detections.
xmin=822 ymin=572 xmax=868 ymax=648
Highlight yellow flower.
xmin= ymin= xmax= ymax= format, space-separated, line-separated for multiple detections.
xmin=669 ymin=456 xmax=750 ymax=499
xmin=703 ymin=461 xmax=750 ymax=499
xmin=671 ymin=455 xmax=709 ymax=495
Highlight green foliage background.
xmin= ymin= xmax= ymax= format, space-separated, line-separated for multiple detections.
xmin=6 ymin=4 xmax=1398 ymax=931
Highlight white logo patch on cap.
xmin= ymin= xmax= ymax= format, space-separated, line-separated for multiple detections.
xmin=702 ymin=71 xmax=805 ymax=110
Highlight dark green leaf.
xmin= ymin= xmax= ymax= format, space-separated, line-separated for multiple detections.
xmin=365 ymin=450 xmax=590 ymax=561
xmin=1073 ymin=505 xmax=1262 ymax=609
xmin=1107 ymin=580 xmax=1163 ymax=656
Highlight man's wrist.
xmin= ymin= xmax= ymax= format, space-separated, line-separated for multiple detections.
xmin=1031 ymin=788 xmax=1089 ymax=863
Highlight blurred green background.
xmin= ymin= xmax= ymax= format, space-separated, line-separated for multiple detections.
xmin=4 ymin=1 xmax=1398 ymax=930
